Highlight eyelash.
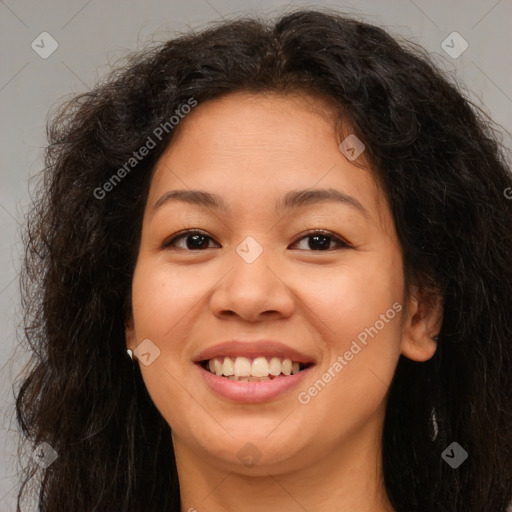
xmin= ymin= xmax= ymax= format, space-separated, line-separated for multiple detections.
xmin=161 ymin=229 xmax=352 ymax=251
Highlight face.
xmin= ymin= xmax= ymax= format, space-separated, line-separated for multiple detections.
xmin=126 ymin=91 xmax=438 ymax=475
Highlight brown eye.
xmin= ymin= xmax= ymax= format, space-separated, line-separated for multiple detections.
xmin=290 ymin=230 xmax=351 ymax=251
xmin=162 ymin=230 xmax=220 ymax=250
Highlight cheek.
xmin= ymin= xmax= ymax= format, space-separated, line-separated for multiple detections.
xmin=298 ymin=254 xmax=404 ymax=414
xmin=129 ymin=260 xmax=214 ymax=426
xmin=130 ymin=259 xmax=203 ymax=339
xmin=292 ymin=270 xmax=403 ymax=448
xmin=130 ymin=288 xmax=192 ymax=435
xmin=301 ymin=253 xmax=404 ymax=350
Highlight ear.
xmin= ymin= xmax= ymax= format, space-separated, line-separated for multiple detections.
xmin=401 ymin=285 xmax=443 ymax=362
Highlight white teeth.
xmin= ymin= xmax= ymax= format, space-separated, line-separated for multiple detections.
xmin=269 ymin=357 xmax=282 ymax=376
xmin=281 ymin=359 xmax=292 ymax=376
xmin=222 ymin=357 xmax=235 ymax=376
xmin=251 ymin=357 xmax=269 ymax=377
xmin=214 ymin=359 xmax=223 ymax=376
xmin=234 ymin=356 xmax=252 ymax=377
xmin=204 ymin=356 xmax=307 ymax=378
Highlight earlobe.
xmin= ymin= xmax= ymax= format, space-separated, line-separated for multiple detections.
xmin=400 ymin=286 xmax=443 ymax=362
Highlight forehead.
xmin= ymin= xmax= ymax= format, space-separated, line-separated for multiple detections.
xmin=159 ymin=91 xmax=341 ymax=161
xmin=147 ymin=91 xmax=391 ymax=231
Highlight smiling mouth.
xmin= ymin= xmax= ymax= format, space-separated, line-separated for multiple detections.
xmin=200 ymin=356 xmax=312 ymax=382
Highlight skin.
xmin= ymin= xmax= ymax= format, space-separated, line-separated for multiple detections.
xmin=126 ymin=91 xmax=442 ymax=512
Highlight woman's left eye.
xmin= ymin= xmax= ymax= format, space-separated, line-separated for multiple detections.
xmin=162 ymin=230 xmax=351 ymax=251
xmin=291 ymin=230 xmax=351 ymax=251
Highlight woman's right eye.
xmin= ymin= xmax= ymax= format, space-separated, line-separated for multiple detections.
xmin=162 ymin=230 xmax=220 ymax=251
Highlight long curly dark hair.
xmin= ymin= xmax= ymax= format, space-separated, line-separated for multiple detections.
xmin=15 ymin=8 xmax=512 ymax=512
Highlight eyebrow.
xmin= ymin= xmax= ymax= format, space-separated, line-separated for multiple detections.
xmin=151 ymin=188 xmax=369 ymax=218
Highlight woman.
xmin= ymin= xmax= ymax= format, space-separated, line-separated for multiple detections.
xmin=15 ymin=8 xmax=512 ymax=512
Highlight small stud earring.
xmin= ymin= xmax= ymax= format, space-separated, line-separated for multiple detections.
xmin=127 ymin=349 xmax=133 ymax=360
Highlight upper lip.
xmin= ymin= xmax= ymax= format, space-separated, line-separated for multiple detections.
xmin=193 ymin=340 xmax=316 ymax=365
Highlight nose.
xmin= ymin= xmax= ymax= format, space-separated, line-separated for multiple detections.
xmin=209 ymin=240 xmax=295 ymax=323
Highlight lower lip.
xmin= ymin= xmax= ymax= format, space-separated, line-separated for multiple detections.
xmin=196 ymin=364 xmax=314 ymax=403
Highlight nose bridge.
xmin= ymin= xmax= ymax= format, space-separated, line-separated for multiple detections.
xmin=235 ymin=235 xmax=266 ymax=266
xmin=230 ymin=234 xmax=278 ymax=298
xmin=209 ymin=234 xmax=294 ymax=321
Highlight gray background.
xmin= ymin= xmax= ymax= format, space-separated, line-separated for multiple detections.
xmin=1 ymin=0 xmax=511 ymax=510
